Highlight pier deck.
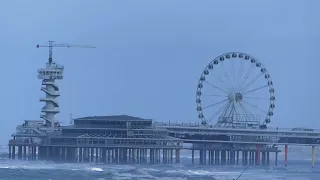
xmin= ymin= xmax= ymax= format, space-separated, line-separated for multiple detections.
xmin=7 ymin=116 xmax=319 ymax=167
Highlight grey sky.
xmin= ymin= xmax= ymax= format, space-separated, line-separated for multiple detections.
xmin=0 ymin=0 xmax=319 ymax=145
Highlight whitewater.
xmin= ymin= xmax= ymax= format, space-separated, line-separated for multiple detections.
xmin=0 ymin=145 xmax=319 ymax=180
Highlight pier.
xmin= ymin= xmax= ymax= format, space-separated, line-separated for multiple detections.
xmin=7 ymin=50 xmax=320 ymax=167
xmin=8 ymin=117 xmax=320 ymax=167
xmin=9 ymin=116 xmax=183 ymax=164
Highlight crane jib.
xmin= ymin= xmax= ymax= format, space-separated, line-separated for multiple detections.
xmin=36 ymin=41 xmax=96 ymax=64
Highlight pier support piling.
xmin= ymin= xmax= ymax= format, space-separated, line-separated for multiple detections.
xmin=284 ymin=145 xmax=288 ymax=167
xmin=256 ymin=144 xmax=261 ymax=166
xmin=312 ymin=145 xmax=315 ymax=168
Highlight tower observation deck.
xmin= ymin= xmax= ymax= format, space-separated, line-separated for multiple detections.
xmin=38 ymin=62 xmax=64 ymax=128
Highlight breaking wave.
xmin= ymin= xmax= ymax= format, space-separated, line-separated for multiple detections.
xmin=0 ymin=158 xmax=318 ymax=180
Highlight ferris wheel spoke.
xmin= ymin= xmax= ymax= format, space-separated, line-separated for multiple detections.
xmin=240 ymin=72 xmax=263 ymax=93
xmin=214 ymin=65 xmax=232 ymax=91
xmin=237 ymin=102 xmax=254 ymax=122
xmin=237 ymin=64 xmax=254 ymax=91
xmin=226 ymin=103 xmax=233 ymax=117
xmin=232 ymin=103 xmax=239 ymax=120
xmin=232 ymin=61 xmax=237 ymax=92
xmin=203 ymin=99 xmax=229 ymax=110
xmin=230 ymin=103 xmax=238 ymax=122
xmin=203 ymin=94 xmax=228 ymax=98
xmin=242 ymin=100 xmax=268 ymax=114
xmin=243 ymin=96 xmax=269 ymax=100
xmin=204 ymin=81 xmax=229 ymax=94
xmin=206 ymin=102 xmax=230 ymax=123
xmin=216 ymin=102 xmax=233 ymax=125
xmin=220 ymin=61 xmax=234 ymax=91
xmin=242 ymin=84 xmax=269 ymax=95
xmin=237 ymin=60 xmax=245 ymax=84
xmin=216 ymin=76 xmax=228 ymax=89
xmin=238 ymin=102 xmax=248 ymax=116
xmin=220 ymin=101 xmax=232 ymax=117
xmin=234 ymin=61 xmax=245 ymax=93
xmin=235 ymin=102 xmax=241 ymax=118
xmin=234 ymin=102 xmax=246 ymax=122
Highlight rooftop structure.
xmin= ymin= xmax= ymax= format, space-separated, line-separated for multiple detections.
xmin=48 ymin=115 xmax=181 ymax=148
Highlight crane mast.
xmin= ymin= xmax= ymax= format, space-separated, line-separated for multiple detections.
xmin=36 ymin=40 xmax=95 ymax=130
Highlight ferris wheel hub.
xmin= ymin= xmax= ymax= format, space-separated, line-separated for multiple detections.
xmin=228 ymin=92 xmax=243 ymax=102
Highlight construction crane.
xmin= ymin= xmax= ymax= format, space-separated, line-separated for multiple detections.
xmin=36 ymin=40 xmax=96 ymax=64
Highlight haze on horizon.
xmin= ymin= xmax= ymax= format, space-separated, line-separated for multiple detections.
xmin=0 ymin=0 xmax=319 ymax=145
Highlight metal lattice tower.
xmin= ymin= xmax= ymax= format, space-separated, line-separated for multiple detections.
xmin=37 ymin=41 xmax=96 ymax=128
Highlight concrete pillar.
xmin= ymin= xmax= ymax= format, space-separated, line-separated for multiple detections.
xmin=12 ymin=146 xmax=16 ymax=159
xmin=157 ymin=149 xmax=161 ymax=164
xmin=90 ymin=148 xmax=93 ymax=162
xmin=256 ymin=144 xmax=261 ymax=166
xmin=284 ymin=145 xmax=288 ymax=167
xmin=84 ymin=148 xmax=89 ymax=162
xmin=199 ymin=150 xmax=203 ymax=164
xmin=136 ymin=149 xmax=140 ymax=164
xmin=236 ymin=151 xmax=239 ymax=165
xmin=231 ymin=150 xmax=235 ymax=165
xmin=245 ymin=151 xmax=249 ymax=166
xmin=23 ymin=146 xmax=27 ymax=160
xmin=175 ymin=149 xmax=180 ymax=163
xmin=79 ymin=148 xmax=83 ymax=162
xmin=149 ymin=149 xmax=153 ymax=164
xmin=17 ymin=146 xmax=22 ymax=160
xmin=215 ymin=150 xmax=220 ymax=165
xmin=102 ymin=148 xmax=106 ymax=163
xmin=262 ymin=152 xmax=266 ymax=165
xmin=203 ymin=150 xmax=206 ymax=165
xmin=221 ymin=151 xmax=226 ymax=165
xmin=115 ymin=148 xmax=119 ymax=163
xmin=95 ymin=148 xmax=98 ymax=163
xmin=227 ymin=151 xmax=230 ymax=165
xmin=136 ymin=148 xmax=140 ymax=164
xmin=275 ymin=151 xmax=278 ymax=166
xmin=209 ymin=150 xmax=213 ymax=165
xmin=312 ymin=146 xmax=315 ymax=168
xmin=8 ymin=146 xmax=12 ymax=159
xmin=31 ymin=146 xmax=36 ymax=160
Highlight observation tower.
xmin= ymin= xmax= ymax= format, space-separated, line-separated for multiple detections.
xmin=37 ymin=61 xmax=64 ymax=128
xmin=36 ymin=40 xmax=95 ymax=129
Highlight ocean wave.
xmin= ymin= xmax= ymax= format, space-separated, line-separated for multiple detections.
xmin=0 ymin=145 xmax=319 ymax=179
xmin=0 ymin=160 xmax=318 ymax=180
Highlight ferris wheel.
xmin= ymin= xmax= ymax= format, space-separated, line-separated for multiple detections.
xmin=196 ymin=52 xmax=275 ymax=127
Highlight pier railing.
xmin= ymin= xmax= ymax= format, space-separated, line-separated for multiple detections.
xmin=154 ymin=122 xmax=320 ymax=133
xmin=45 ymin=135 xmax=183 ymax=148
xmin=9 ymin=139 xmax=39 ymax=146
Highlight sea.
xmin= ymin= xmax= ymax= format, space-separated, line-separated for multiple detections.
xmin=0 ymin=145 xmax=319 ymax=180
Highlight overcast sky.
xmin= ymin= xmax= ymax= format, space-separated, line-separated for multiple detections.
xmin=0 ymin=0 xmax=319 ymax=145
